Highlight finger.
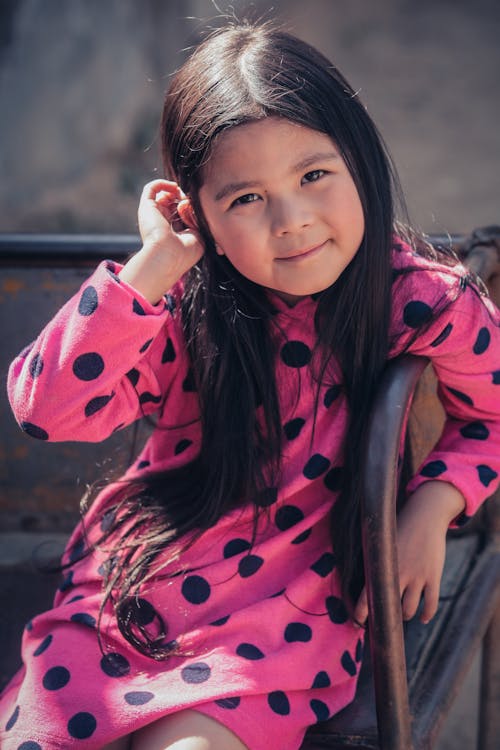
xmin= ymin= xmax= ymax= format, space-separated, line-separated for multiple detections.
xmin=354 ymin=587 xmax=368 ymax=625
xmin=420 ymin=583 xmax=439 ymax=625
xmin=400 ymin=583 xmax=422 ymax=621
xmin=142 ymin=179 xmax=182 ymax=202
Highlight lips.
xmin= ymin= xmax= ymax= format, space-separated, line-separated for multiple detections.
xmin=275 ymin=241 xmax=328 ymax=261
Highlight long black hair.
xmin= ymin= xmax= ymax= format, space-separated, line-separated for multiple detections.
xmin=78 ymin=21 xmax=432 ymax=657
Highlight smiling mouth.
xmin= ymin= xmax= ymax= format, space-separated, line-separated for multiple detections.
xmin=275 ymin=241 xmax=328 ymax=262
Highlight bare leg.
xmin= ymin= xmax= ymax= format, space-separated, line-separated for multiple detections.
xmin=130 ymin=709 xmax=250 ymax=750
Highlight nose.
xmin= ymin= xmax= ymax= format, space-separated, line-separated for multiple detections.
xmin=269 ymin=195 xmax=313 ymax=237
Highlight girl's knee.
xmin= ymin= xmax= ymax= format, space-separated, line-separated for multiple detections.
xmin=130 ymin=709 xmax=250 ymax=750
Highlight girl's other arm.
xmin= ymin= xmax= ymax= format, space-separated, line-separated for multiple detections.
xmin=354 ymin=481 xmax=465 ymax=625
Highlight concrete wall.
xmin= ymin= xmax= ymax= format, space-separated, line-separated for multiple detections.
xmin=0 ymin=0 xmax=499 ymax=235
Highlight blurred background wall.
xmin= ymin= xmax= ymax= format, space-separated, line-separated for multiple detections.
xmin=0 ymin=0 xmax=499 ymax=237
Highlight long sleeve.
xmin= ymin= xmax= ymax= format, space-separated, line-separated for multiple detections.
xmin=390 ymin=251 xmax=500 ymax=522
xmin=7 ymin=260 xmax=189 ymax=443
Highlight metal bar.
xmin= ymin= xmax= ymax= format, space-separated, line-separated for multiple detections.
xmin=361 ymin=355 xmax=429 ymax=750
xmin=0 ymin=233 xmax=141 ymax=265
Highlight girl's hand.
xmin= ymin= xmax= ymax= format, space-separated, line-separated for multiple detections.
xmin=120 ymin=180 xmax=204 ymax=304
xmin=354 ymin=481 xmax=466 ymax=626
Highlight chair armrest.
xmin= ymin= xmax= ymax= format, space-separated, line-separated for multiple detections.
xmin=361 ymin=354 xmax=429 ymax=750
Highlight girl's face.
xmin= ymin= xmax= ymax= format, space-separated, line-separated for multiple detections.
xmin=198 ymin=117 xmax=365 ymax=305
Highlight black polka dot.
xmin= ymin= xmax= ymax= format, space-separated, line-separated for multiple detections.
xmin=124 ymin=691 xmax=155 ymax=706
xmin=67 ymin=711 xmax=97 ymax=739
xmin=311 ymin=552 xmax=336 ymax=577
xmin=67 ymin=595 xmax=84 ymax=603
xmin=100 ymin=652 xmax=130 ymax=678
xmin=126 ymin=368 xmax=140 ymax=387
xmin=303 ymin=454 xmax=330 ymax=479
xmin=355 ymin=638 xmax=364 ymax=662
xmin=70 ymin=612 xmax=96 ymax=628
xmin=139 ymin=338 xmax=153 ymax=353
xmin=275 ymin=505 xmax=304 ymax=531
xmin=211 ymin=615 xmax=230 ymax=626
xmin=25 ymin=619 xmax=33 ymax=631
xmin=78 ymin=286 xmax=98 ymax=316
xmin=477 ymin=465 xmax=498 ymax=487
xmin=139 ymin=391 xmax=162 ymax=405
xmin=72 ymin=352 xmax=104 ymax=381
xmin=34 ymin=634 xmax=53 ymax=656
xmin=175 ymin=439 xmax=192 ymax=455
xmin=341 ymin=650 xmax=357 ymax=676
xmin=162 ymin=338 xmax=176 ymax=363
xmin=29 ymin=353 xmax=44 ymax=378
xmin=182 ymin=369 xmax=197 ymax=392
xmin=421 ymin=460 xmax=447 ymax=478
xmin=130 ymin=598 xmax=156 ymax=626
xmin=165 ymin=293 xmax=176 ymax=313
xmin=324 ymin=467 xmax=344 ymax=492
xmin=238 ymin=554 xmax=264 ymax=577
xmin=492 ymin=370 xmax=500 ymax=385
xmin=182 ymin=575 xmax=211 ymax=604
xmin=280 ymin=341 xmax=312 ymax=368
xmin=445 ymin=387 xmax=473 ymax=406
xmin=268 ymin=690 xmax=290 ymax=715
xmin=43 ymin=665 xmax=70 ymax=690
xmin=17 ymin=743 xmax=41 ymax=750
xmin=59 ymin=571 xmax=74 ymax=592
xmin=312 ymin=671 xmax=331 ymax=689
xmin=100 ymin=509 xmax=116 ymax=531
xmin=68 ymin=536 xmax=85 ymax=563
xmin=84 ymin=393 xmax=115 ymax=417
xmin=430 ymin=322 xmax=453 ymax=347
xmin=20 ymin=421 xmax=48 ymax=440
xmin=284 ymin=622 xmax=312 ymax=643
xmin=403 ymin=300 xmax=433 ymax=328
xmin=326 ymin=596 xmax=348 ymax=624
xmin=215 ymin=697 xmax=241 ymax=709
xmin=5 ymin=705 xmax=19 ymax=730
xmin=133 ymin=298 xmax=146 ymax=315
xmin=473 ymin=327 xmax=490 ymax=355
xmin=255 ymin=486 xmax=278 ymax=507
xmin=236 ymin=643 xmax=265 ymax=660
xmin=181 ymin=662 xmax=211 ymax=684
xmin=98 ymin=557 xmax=117 ymax=578
xmin=324 ymin=385 xmax=342 ymax=408
xmin=137 ymin=460 xmax=150 ymax=470
xmin=284 ymin=418 xmax=305 ymax=440
xmin=310 ymin=699 xmax=330 ymax=722
xmin=292 ymin=529 xmax=312 ymax=544
xmin=460 ymin=421 xmax=489 ymax=440
xmin=223 ymin=538 xmax=252 ymax=558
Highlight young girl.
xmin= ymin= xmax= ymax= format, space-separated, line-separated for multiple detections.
xmin=1 ymin=20 xmax=499 ymax=750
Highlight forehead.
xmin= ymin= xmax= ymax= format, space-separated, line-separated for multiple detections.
xmin=200 ymin=117 xmax=337 ymax=185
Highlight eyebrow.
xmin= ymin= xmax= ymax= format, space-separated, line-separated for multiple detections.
xmin=214 ymin=150 xmax=340 ymax=202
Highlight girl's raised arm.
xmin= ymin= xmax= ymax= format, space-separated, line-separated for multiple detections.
xmin=7 ymin=181 xmax=203 ymax=444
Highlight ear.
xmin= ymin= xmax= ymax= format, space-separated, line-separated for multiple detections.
xmin=177 ymin=199 xmax=198 ymax=231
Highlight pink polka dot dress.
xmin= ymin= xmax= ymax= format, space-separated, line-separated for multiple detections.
xmin=1 ymin=243 xmax=500 ymax=750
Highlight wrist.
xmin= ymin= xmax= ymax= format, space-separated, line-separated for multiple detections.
xmin=119 ymin=243 xmax=182 ymax=304
xmin=405 ymin=481 xmax=466 ymax=527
